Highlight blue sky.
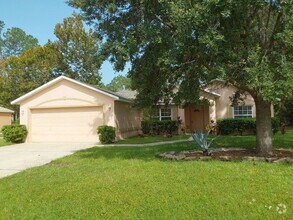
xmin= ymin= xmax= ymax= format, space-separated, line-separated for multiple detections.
xmin=0 ymin=0 xmax=128 ymax=84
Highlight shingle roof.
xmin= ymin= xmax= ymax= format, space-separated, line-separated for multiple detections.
xmin=115 ymin=90 xmax=137 ymax=100
xmin=89 ymin=85 xmax=136 ymax=101
xmin=0 ymin=106 xmax=14 ymax=113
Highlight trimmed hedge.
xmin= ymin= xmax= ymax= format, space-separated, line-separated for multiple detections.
xmin=97 ymin=125 xmax=116 ymax=144
xmin=217 ymin=118 xmax=279 ymax=135
xmin=141 ymin=120 xmax=178 ymax=135
xmin=1 ymin=125 xmax=28 ymax=143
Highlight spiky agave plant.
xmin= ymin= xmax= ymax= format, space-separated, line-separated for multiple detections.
xmin=191 ymin=131 xmax=218 ymax=156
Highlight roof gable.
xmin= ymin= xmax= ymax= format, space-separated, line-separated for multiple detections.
xmin=11 ymin=76 xmax=121 ymax=105
xmin=0 ymin=106 xmax=14 ymax=113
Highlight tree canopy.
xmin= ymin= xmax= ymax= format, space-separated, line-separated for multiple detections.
xmin=103 ymin=74 xmax=131 ymax=92
xmin=0 ymin=44 xmax=60 ymax=115
xmin=53 ymin=15 xmax=103 ymax=85
xmin=0 ymin=16 xmax=104 ymax=115
xmin=68 ymin=0 xmax=293 ymax=155
xmin=67 ymin=0 xmax=292 ymax=103
xmin=0 ymin=21 xmax=39 ymax=58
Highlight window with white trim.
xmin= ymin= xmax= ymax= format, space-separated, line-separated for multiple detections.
xmin=233 ymin=106 xmax=253 ymax=118
xmin=153 ymin=108 xmax=172 ymax=120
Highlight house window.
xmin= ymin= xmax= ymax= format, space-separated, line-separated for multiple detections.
xmin=153 ymin=108 xmax=172 ymax=120
xmin=233 ymin=106 xmax=253 ymax=118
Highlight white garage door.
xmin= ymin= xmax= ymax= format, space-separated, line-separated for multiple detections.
xmin=30 ymin=107 xmax=103 ymax=142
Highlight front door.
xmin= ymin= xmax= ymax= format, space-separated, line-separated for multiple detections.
xmin=185 ymin=105 xmax=209 ymax=132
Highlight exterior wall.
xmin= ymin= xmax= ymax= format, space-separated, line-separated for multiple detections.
xmin=114 ymin=101 xmax=142 ymax=139
xmin=178 ymin=107 xmax=185 ymax=134
xmin=209 ymin=99 xmax=217 ymax=122
xmin=178 ymin=108 xmax=185 ymax=123
xmin=19 ymin=79 xmax=115 ymax=142
xmin=170 ymin=105 xmax=179 ymax=120
xmin=0 ymin=113 xmax=12 ymax=128
xmin=208 ymin=83 xmax=256 ymax=119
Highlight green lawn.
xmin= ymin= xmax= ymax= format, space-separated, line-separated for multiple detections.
xmin=0 ymin=141 xmax=292 ymax=219
xmin=213 ymin=127 xmax=293 ymax=149
xmin=214 ymin=134 xmax=293 ymax=149
xmin=115 ymin=128 xmax=293 ymax=149
xmin=0 ymin=138 xmax=11 ymax=147
xmin=115 ymin=134 xmax=190 ymax=144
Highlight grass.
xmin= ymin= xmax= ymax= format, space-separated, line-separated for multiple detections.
xmin=213 ymin=127 xmax=293 ymax=149
xmin=0 ymin=138 xmax=11 ymax=147
xmin=115 ymin=134 xmax=190 ymax=144
xmin=0 ymin=140 xmax=292 ymax=219
xmin=116 ymin=127 xmax=293 ymax=149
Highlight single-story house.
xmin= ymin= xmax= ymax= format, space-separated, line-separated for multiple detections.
xmin=11 ymin=76 xmax=141 ymax=143
xmin=11 ymin=76 xmax=273 ymax=143
xmin=0 ymin=106 xmax=14 ymax=129
xmin=165 ymin=81 xmax=273 ymax=133
xmin=131 ymin=80 xmax=273 ymax=133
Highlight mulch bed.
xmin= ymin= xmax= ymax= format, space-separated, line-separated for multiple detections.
xmin=186 ymin=149 xmax=293 ymax=160
xmin=157 ymin=148 xmax=293 ymax=163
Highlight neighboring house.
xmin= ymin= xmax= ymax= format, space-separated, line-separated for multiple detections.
xmin=11 ymin=76 xmax=141 ymax=143
xmin=0 ymin=106 xmax=14 ymax=129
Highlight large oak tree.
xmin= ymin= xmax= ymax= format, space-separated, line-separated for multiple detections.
xmin=72 ymin=0 xmax=291 ymax=155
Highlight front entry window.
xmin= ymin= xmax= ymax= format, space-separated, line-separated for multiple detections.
xmin=153 ymin=108 xmax=172 ymax=120
xmin=233 ymin=106 xmax=252 ymax=118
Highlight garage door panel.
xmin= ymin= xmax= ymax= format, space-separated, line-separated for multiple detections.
xmin=31 ymin=107 xmax=103 ymax=142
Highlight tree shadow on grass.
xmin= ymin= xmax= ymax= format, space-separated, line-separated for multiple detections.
xmin=76 ymin=142 xmax=196 ymax=162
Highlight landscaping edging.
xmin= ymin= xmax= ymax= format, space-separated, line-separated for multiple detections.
xmin=157 ymin=148 xmax=293 ymax=163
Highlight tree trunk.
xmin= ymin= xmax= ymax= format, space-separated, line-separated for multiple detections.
xmin=255 ymin=96 xmax=273 ymax=156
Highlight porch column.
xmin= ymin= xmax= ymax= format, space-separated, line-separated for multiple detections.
xmin=209 ymin=99 xmax=216 ymax=122
xmin=178 ymin=107 xmax=185 ymax=134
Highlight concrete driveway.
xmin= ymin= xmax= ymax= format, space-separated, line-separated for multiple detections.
xmin=0 ymin=142 xmax=97 ymax=179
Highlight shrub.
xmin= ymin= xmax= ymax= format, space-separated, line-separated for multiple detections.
xmin=271 ymin=117 xmax=280 ymax=134
xmin=141 ymin=120 xmax=152 ymax=134
xmin=97 ymin=125 xmax=116 ymax=144
xmin=141 ymin=120 xmax=178 ymax=135
xmin=1 ymin=125 xmax=28 ymax=143
xmin=217 ymin=118 xmax=279 ymax=135
xmin=217 ymin=118 xmax=255 ymax=135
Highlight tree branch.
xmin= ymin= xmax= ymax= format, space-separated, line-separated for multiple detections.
xmin=154 ymin=14 xmax=177 ymax=31
xmin=265 ymin=0 xmax=273 ymax=46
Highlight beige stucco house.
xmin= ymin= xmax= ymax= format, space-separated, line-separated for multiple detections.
xmin=11 ymin=76 xmax=141 ymax=143
xmin=154 ymin=81 xmax=273 ymax=133
xmin=0 ymin=107 xmax=14 ymax=129
xmin=12 ymin=76 xmax=270 ymax=143
xmin=163 ymin=82 xmax=258 ymax=133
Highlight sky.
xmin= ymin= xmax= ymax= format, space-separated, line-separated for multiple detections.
xmin=0 ymin=0 xmax=128 ymax=84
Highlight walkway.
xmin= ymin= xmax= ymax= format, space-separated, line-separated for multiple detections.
xmin=96 ymin=138 xmax=192 ymax=147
